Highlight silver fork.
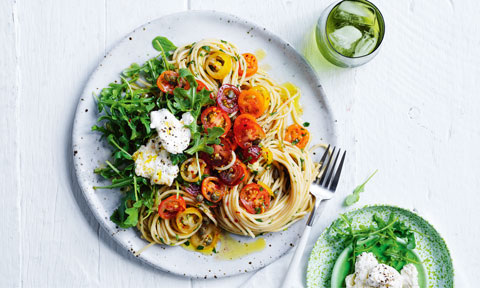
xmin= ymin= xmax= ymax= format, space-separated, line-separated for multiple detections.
xmin=281 ymin=145 xmax=346 ymax=288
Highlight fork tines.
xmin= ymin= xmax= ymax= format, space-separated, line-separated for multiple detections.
xmin=315 ymin=145 xmax=346 ymax=192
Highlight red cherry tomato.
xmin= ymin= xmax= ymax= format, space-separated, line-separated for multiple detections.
xmin=216 ymin=84 xmax=240 ymax=113
xmin=218 ymin=159 xmax=249 ymax=186
xmin=202 ymin=138 xmax=233 ymax=168
xmin=158 ymin=195 xmax=186 ymax=219
xmin=201 ymin=106 xmax=231 ymax=136
xmin=156 ymin=71 xmax=179 ymax=94
xmin=233 ymin=114 xmax=266 ymax=150
xmin=239 ymin=183 xmax=271 ymax=214
xmin=239 ymin=145 xmax=262 ymax=164
xmin=222 ymin=128 xmax=238 ymax=151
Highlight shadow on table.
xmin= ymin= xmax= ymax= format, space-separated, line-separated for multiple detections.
xmin=301 ymin=26 xmax=343 ymax=76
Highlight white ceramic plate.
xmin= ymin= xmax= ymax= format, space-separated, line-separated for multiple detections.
xmin=72 ymin=10 xmax=336 ymax=278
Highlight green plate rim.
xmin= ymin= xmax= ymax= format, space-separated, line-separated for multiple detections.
xmin=306 ymin=204 xmax=455 ymax=287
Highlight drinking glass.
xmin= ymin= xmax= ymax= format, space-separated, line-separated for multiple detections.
xmin=315 ymin=0 xmax=385 ymax=68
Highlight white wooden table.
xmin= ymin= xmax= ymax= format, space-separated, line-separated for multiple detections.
xmin=2 ymin=0 xmax=478 ymax=287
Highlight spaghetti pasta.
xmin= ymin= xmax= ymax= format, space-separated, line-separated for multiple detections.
xmin=134 ymin=39 xmax=323 ymax=244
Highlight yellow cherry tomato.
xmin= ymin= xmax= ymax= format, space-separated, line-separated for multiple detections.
xmin=175 ymin=207 xmax=203 ymax=235
xmin=251 ymin=85 xmax=271 ymax=110
xmin=180 ymin=157 xmax=208 ymax=183
xmin=190 ymin=223 xmax=220 ymax=251
xmin=205 ymin=52 xmax=233 ymax=80
xmin=257 ymin=181 xmax=275 ymax=197
xmin=261 ymin=147 xmax=273 ymax=164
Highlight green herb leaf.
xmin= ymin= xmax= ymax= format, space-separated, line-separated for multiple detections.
xmin=344 ymin=169 xmax=378 ymax=206
xmin=303 ymin=122 xmax=310 ymax=127
xmin=152 ymin=36 xmax=177 ymax=54
xmin=344 ymin=193 xmax=360 ymax=206
xmin=170 ymin=153 xmax=188 ymax=165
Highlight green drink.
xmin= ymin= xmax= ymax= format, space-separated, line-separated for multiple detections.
xmin=316 ymin=0 xmax=385 ymax=67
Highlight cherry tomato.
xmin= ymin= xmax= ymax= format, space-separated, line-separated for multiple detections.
xmin=201 ymin=176 xmax=227 ymax=203
xmin=205 ymin=52 xmax=232 ymax=80
xmin=238 ymin=89 xmax=266 ymax=118
xmin=239 ymin=183 xmax=271 ymax=214
xmin=175 ymin=207 xmax=203 ymax=234
xmin=158 ymin=195 xmax=186 ymax=219
xmin=218 ymin=159 xmax=249 ymax=186
xmin=216 ymin=84 xmax=240 ymax=113
xmin=251 ymin=85 xmax=271 ymax=110
xmin=222 ymin=128 xmax=238 ymax=151
xmin=185 ymin=184 xmax=201 ymax=197
xmin=201 ymin=138 xmax=233 ymax=168
xmin=261 ymin=147 xmax=273 ymax=164
xmin=201 ymin=106 xmax=231 ymax=136
xmin=238 ymin=53 xmax=258 ymax=77
xmin=182 ymin=79 xmax=210 ymax=92
xmin=190 ymin=223 xmax=220 ymax=251
xmin=238 ymin=145 xmax=262 ymax=164
xmin=196 ymin=80 xmax=209 ymax=92
xmin=284 ymin=124 xmax=310 ymax=149
xmin=156 ymin=71 xmax=179 ymax=94
xmin=233 ymin=114 xmax=266 ymax=149
xmin=180 ymin=157 xmax=208 ymax=183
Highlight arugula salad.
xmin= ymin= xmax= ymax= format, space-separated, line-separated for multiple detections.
xmin=329 ymin=213 xmax=423 ymax=287
xmin=92 ymin=36 xmax=220 ymax=229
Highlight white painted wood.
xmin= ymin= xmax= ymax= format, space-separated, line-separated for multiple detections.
xmin=1 ymin=0 xmax=479 ymax=286
xmin=0 ymin=1 xmax=21 ymax=287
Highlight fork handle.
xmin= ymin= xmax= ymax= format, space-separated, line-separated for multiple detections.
xmin=281 ymin=225 xmax=312 ymax=288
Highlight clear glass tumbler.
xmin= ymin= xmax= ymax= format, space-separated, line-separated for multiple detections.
xmin=316 ymin=0 xmax=385 ymax=68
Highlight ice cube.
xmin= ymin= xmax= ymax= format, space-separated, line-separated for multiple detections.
xmin=328 ymin=25 xmax=362 ymax=55
xmin=353 ymin=33 xmax=377 ymax=57
xmin=334 ymin=1 xmax=376 ymax=27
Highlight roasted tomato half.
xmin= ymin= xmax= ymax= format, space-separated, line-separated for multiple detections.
xmin=284 ymin=124 xmax=310 ymax=149
xmin=190 ymin=223 xmax=220 ymax=251
xmin=201 ymin=106 xmax=231 ymax=136
xmin=216 ymin=84 xmax=240 ymax=113
xmin=239 ymin=183 xmax=271 ymax=214
xmin=201 ymin=176 xmax=227 ymax=203
xmin=158 ymin=195 xmax=186 ymax=219
xmin=238 ymin=53 xmax=258 ymax=77
xmin=202 ymin=138 xmax=233 ymax=168
xmin=218 ymin=159 xmax=249 ymax=186
xmin=205 ymin=52 xmax=232 ymax=80
xmin=180 ymin=157 xmax=208 ymax=183
xmin=156 ymin=71 xmax=179 ymax=94
xmin=233 ymin=114 xmax=266 ymax=150
xmin=222 ymin=128 xmax=238 ymax=151
xmin=238 ymin=145 xmax=262 ymax=164
xmin=238 ymin=89 xmax=266 ymax=118
xmin=175 ymin=207 xmax=203 ymax=234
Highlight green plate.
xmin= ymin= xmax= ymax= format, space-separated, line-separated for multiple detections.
xmin=306 ymin=205 xmax=454 ymax=288
xmin=330 ymin=238 xmax=427 ymax=288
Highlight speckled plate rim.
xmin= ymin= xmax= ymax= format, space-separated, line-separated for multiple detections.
xmin=72 ymin=10 xmax=337 ymax=278
xmin=306 ymin=204 xmax=455 ymax=287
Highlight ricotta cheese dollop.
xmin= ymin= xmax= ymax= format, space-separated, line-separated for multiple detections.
xmin=132 ymin=138 xmax=179 ymax=186
xmin=150 ymin=109 xmax=194 ymax=154
xmin=345 ymin=252 xmax=419 ymax=288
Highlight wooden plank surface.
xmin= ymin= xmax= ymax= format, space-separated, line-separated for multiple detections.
xmin=0 ymin=0 xmax=21 ymax=287
xmin=1 ymin=0 xmax=479 ymax=286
